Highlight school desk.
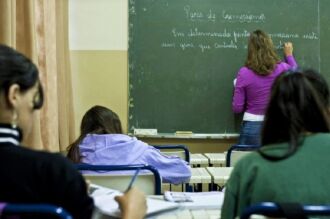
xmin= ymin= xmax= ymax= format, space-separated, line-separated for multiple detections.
xmin=189 ymin=167 xmax=212 ymax=192
xmin=203 ymin=153 xmax=226 ymax=167
xmin=190 ymin=153 xmax=209 ymax=167
xmin=206 ymin=167 xmax=234 ymax=187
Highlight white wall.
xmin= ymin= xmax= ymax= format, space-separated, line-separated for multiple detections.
xmin=69 ymin=0 xmax=128 ymax=50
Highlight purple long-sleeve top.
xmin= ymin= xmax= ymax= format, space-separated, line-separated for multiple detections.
xmin=232 ymin=55 xmax=297 ymax=115
xmin=79 ymin=134 xmax=191 ymax=184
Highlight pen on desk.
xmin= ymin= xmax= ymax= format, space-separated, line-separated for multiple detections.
xmin=125 ymin=168 xmax=140 ymax=193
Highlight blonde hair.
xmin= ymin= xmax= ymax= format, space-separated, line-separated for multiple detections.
xmin=245 ymin=30 xmax=280 ymax=75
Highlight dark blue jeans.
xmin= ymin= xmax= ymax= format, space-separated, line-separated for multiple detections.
xmin=238 ymin=121 xmax=262 ymax=146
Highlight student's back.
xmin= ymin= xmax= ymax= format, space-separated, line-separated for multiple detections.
xmin=68 ymin=105 xmax=191 ymax=185
xmin=0 ymin=132 xmax=93 ymax=219
xmin=221 ymin=133 xmax=330 ymax=219
xmin=79 ymin=133 xmax=191 ymax=184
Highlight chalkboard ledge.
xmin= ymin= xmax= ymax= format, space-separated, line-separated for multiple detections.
xmin=129 ymin=133 xmax=239 ymax=139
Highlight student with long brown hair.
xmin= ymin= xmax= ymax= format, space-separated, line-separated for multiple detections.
xmin=232 ymin=30 xmax=297 ymax=146
xmin=67 ymin=105 xmax=191 ymax=184
xmin=222 ymin=70 xmax=330 ymax=219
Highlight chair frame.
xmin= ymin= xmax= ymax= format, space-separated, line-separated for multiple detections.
xmin=2 ymin=203 xmax=72 ymax=219
xmin=241 ymin=202 xmax=330 ymax=219
xmin=75 ymin=163 xmax=162 ymax=195
xmin=226 ymin=144 xmax=259 ymax=167
xmin=152 ymin=144 xmax=190 ymax=163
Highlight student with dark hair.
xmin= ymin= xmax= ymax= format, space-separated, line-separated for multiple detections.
xmin=0 ymin=44 xmax=146 ymax=219
xmin=222 ymin=70 xmax=330 ymax=219
xmin=232 ymin=29 xmax=297 ymax=146
xmin=302 ymin=69 xmax=330 ymax=106
xmin=67 ymin=105 xmax=123 ymax=163
xmin=67 ymin=105 xmax=191 ymax=184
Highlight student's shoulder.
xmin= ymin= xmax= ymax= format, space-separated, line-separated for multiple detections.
xmin=237 ymin=67 xmax=256 ymax=80
xmin=238 ymin=66 xmax=252 ymax=74
xmin=226 ymin=152 xmax=262 ymax=190
xmin=18 ymin=146 xmax=75 ymax=170
xmin=232 ymin=150 xmax=268 ymax=175
xmin=18 ymin=145 xmax=61 ymax=158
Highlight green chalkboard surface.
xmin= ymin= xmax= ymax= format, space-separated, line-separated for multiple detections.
xmin=128 ymin=0 xmax=330 ymax=133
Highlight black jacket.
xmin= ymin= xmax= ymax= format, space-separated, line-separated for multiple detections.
xmin=0 ymin=124 xmax=94 ymax=219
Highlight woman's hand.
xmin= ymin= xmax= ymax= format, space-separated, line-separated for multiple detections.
xmin=283 ymin=42 xmax=293 ymax=56
xmin=115 ymin=187 xmax=147 ymax=219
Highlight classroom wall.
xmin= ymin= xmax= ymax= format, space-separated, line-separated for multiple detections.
xmin=68 ymin=0 xmax=237 ymax=152
xmin=69 ymin=0 xmax=129 ymax=134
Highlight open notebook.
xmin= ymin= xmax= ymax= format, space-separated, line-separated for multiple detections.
xmin=89 ymin=184 xmax=179 ymax=218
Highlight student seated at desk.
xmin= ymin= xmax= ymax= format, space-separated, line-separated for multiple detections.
xmin=222 ymin=69 xmax=330 ymax=219
xmin=0 ymin=44 xmax=146 ymax=219
xmin=67 ymin=105 xmax=191 ymax=184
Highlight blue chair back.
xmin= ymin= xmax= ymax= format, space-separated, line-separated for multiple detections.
xmin=226 ymin=144 xmax=259 ymax=167
xmin=241 ymin=202 xmax=330 ymax=219
xmin=1 ymin=203 xmax=72 ymax=219
xmin=75 ymin=163 xmax=162 ymax=195
xmin=152 ymin=145 xmax=190 ymax=163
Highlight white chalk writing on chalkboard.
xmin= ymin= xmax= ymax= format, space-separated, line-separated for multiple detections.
xmin=222 ymin=10 xmax=266 ymax=23
xmin=184 ymin=5 xmax=216 ymax=22
xmin=160 ymin=28 xmax=319 ymax=53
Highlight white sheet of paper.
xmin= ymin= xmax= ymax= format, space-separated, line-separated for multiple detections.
xmin=164 ymin=191 xmax=224 ymax=209
xmin=90 ymin=184 xmax=179 ymax=218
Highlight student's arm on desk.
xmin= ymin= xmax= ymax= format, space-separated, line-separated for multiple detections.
xmin=141 ymin=146 xmax=191 ymax=184
xmin=115 ymin=187 xmax=147 ymax=219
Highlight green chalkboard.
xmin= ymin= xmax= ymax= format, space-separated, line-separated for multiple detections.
xmin=128 ymin=0 xmax=328 ymax=133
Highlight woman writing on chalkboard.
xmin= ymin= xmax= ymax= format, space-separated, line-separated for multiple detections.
xmin=232 ymin=29 xmax=297 ymax=146
xmin=67 ymin=105 xmax=191 ymax=184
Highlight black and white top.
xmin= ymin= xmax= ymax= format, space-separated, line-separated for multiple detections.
xmin=0 ymin=123 xmax=94 ymax=219
xmin=0 ymin=124 xmax=22 ymax=146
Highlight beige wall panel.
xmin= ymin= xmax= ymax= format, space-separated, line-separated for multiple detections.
xmin=70 ymin=50 xmax=128 ymax=136
xmin=139 ymin=137 xmax=237 ymax=154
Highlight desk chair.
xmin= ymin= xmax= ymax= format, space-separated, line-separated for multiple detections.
xmin=75 ymin=164 xmax=162 ymax=195
xmin=0 ymin=203 xmax=72 ymax=219
xmin=152 ymin=145 xmax=191 ymax=192
xmin=226 ymin=144 xmax=259 ymax=167
xmin=152 ymin=145 xmax=190 ymax=163
xmin=241 ymin=202 xmax=330 ymax=219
